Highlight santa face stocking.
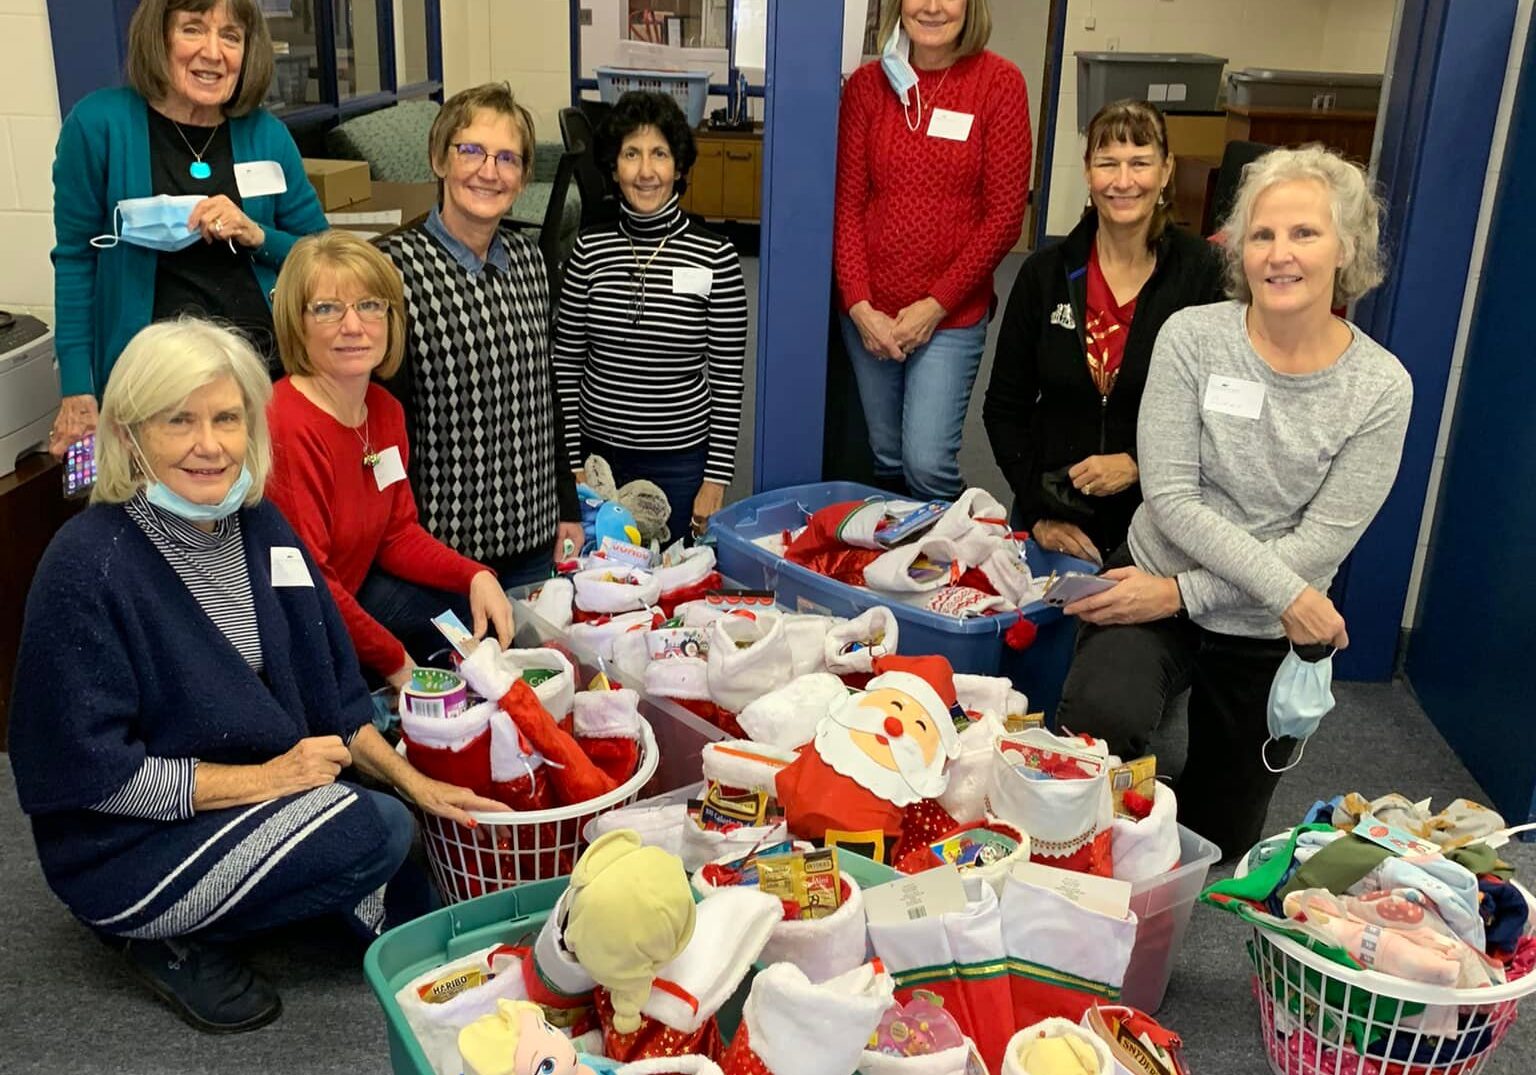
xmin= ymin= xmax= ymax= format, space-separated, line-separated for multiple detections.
xmin=402 ymin=698 xmax=494 ymax=798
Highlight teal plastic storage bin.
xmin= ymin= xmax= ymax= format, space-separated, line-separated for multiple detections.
xmin=366 ymin=854 xmax=898 ymax=1075
xmin=706 ymin=482 xmax=1095 ymax=717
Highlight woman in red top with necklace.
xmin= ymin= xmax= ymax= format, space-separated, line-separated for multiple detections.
xmin=266 ymin=232 xmax=514 ymax=687
xmin=983 ymin=100 xmax=1225 ymax=562
xmin=834 ymin=0 xmax=1030 ymax=501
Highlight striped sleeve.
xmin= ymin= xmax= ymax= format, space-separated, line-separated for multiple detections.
xmin=552 ymin=236 xmax=594 ymax=471
xmin=704 ymin=240 xmax=748 ymax=483
xmin=92 ymin=756 xmax=197 ymax=821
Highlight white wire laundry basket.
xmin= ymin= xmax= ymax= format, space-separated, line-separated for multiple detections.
xmin=1243 ymin=877 xmax=1536 ymax=1075
xmin=399 ymin=719 xmax=659 ymax=903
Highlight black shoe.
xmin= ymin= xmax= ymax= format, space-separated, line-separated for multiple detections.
xmin=120 ymin=937 xmax=282 ymax=1034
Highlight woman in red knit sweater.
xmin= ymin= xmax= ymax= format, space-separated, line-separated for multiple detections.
xmin=266 ymin=232 xmax=514 ymax=687
xmin=835 ymin=0 xmax=1031 ymax=500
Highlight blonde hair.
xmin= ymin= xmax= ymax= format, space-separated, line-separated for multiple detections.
xmin=429 ymin=83 xmax=537 ymax=199
xmin=126 ymin=0 xmax=275 ymax=119
xmin=878 ymin=0 xmax=992 ymax=59
xmin=93 ymin=318 xmax=273 ymax=506
xmin=272 ymin=231 xmax=407 ymax=380
xmin=1220 ymin=144 xmax=1387 ymax=306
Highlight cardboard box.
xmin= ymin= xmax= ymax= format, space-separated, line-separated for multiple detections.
xmin=302 ymin=158 xmax=372 ymax=210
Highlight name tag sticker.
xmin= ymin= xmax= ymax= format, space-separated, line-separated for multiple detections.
xmin=234 ymin=160 xmax=288 ymax=199
xmin=373 ymin=445 xmax=408 ymax=491
xmin=672 ymin=266 xmax=713 ymax=297
xmin=270 ymin=546 xmax=314 ymax=588
xmin=928 ymin=109 xmax=976 ymax=142
xmin=1203 ymin=375 xmax=1266 ymax=420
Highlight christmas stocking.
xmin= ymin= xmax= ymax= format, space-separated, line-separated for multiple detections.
xmin=867 ymin=876 xmax=1014 ymax=1074
xmin=401 ymin=696 xmax=494 ymax=798
xmin=953 ymin=674 xmax=1029 ymax=723
xmin=617 ymin=1059 xmax=725 ymax=1075
xmin=971 ymin=541 xmax=1045 ymax=608
xmin=700 ymin=740 xmax=797 ymax=795
xmin=569 ymin=609 xmax=662 ymax=663
xmin=737 ymin=673 xmax=848 ymax=750
xmin=999 ymin=877 xmax=1137 ymax=1031
xmin=1110 ymin=782 xmax=1181 ymax=883
xmin=863 ymin=537 xmax=964 ymax=594
xmin=600 ymin=888 xmax=782 ymax=1064
xmin=657 ymin=547 xmax=724 ymax=618
xmin=922 ymin=586 xmax=1011 ymax=617
xmin=495 ymin=647 xmax=578 ymax=722
xmin=1003 ymin=1018 xmax=1115 ymax=1075
xmin=823 ymin=607 xmax=899 ymax=677
xmin=461 ymin=641 xmax=617 ymax=806
xmin=646 ymin=656 xmax=742 ymax=738
xmin=937 ymin=713 xmax=1007 ymax=824
xmin=706 ymin=613 xmax=793 ymax=715
xmin=574 ymin=687 xmax=645 ymax=786
xmin=930 ymin=488 xmax=1011 ymax=565
xmin=720 ymin=961 xmax=894 ymax=1075
xmin=989 ymin=729 xmax=1114 ymax=877
xmin=530 ymin=576 xmax=576 ymax=631
xmin=574 ymin=566 xmax=663 ymax=621
xmin=784 ymin=500 xmax=889 ymax=585
xmin=488 ymin=707 xmax=555 ymax=811
xmin=781 ymin=613 xmax=838 ymax=676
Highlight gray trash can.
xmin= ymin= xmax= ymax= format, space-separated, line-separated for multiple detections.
xmin=1076 ymin=52 xmax=1228 ymax=130
xmin=1226 ymin=68 xmax=1384 ymax=111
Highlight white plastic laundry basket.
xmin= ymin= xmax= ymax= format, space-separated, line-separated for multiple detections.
xmin=398 ymin=719 xmax=659 ymax=903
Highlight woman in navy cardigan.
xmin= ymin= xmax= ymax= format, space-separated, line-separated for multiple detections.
xmin=48 ymin=0 xmax=328 ymax=458
xmin=10 ymin=320 xmax=505 ymax=1034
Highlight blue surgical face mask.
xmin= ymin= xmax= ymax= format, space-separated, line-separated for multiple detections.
xmin=128 ymin=429 xmax=252 ymax=524
xmin=91 ymin=194 xmax=206 ymax=252
xmin=1264 ymin=645 xmax=1336 ymax=773
xmin=880 ymin=22 xmax=919 ymax=106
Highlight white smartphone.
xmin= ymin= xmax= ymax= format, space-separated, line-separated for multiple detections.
xmin=1044 ymin=573 xmax=1119 ymax=608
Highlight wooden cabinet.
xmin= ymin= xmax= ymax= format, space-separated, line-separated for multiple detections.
xmin=680 ymin=127 xmax=763 ymax=221
xmin=1225 ymin=105 xmax=1378 ymax=164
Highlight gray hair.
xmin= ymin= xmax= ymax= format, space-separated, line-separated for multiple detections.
xmin=94 ymin=319 xmax=273 ymax=506
xmin=1220 ymin=144 xmax=1386 ymax=307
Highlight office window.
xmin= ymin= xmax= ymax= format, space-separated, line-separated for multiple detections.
xmin=335 ymin=0 xmax=383 ymax=99
xmin=626 ymin=0 xmax=729 ymax=49
xmin=263 ymin=0 xmax=322 ymax=115
xmin=398 ymin=0 xmax=431 ymax=86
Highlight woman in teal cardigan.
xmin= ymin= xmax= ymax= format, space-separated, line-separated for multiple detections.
xmin=49 ymin=0 xmax=328 ymax=458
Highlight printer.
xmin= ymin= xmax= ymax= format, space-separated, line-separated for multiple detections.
xmin=0 ymin=314 xmax=60 ymax=477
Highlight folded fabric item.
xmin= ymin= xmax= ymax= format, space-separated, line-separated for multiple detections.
xmin=707 ymin=612 xmax=793 ymax=714
xmin=489 ymin=703 xmax=555 ymax=811
xmin=1003 ymin=1017 xmax=1113 ymax=1075
xmin=486 ymin=646 xmax=578 ymax=720
xmin=1447 ymin=841 xmax=1515 ymax=882
xmin=737 ymin=673 xmax=848 ymax=750
xmin=1353 ymin=855 xmax=1486 ymax=953
xmin=1278 ymin=833 xmax=1393 ymax=905
xmin=656 ymin=547 xmax=722 ymax=617
xmin=1282 ymin=888 xmax=1466 ymax=986
xmin=530 ymin=576 xmax=575 ymax=631
xmin=953 ymin=674 xmax=1029 ymax=723
xmin=970 ymin=540 xmax=1045 ymax=608
xmin=823 ymin=606 xmax=899 ymax=675
xmin=863 ymin=536 xmax=964 ymax=594
xmin=1111 ymin=782 xmax=1180 ymax=884
xmin=1479 ymin=876 xmax=1529 ymax=961
xmin=1332 ymin=793 xmax=1507 ymax=850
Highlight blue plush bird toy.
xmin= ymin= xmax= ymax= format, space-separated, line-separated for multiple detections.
xmin=594 ymin=501 xmax=643 ymax=547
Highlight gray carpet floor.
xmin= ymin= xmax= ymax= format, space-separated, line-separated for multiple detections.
xmin=1 ymin=678 xmax=1531 ymax=1074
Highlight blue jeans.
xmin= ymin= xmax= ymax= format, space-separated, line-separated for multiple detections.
xmin=356 ymin=569 xmax=473 ymax=670
xmin=841 ymin=314 xmax=988 ymax=501
xmin=583 ymin=438 xmax=709 ymax=545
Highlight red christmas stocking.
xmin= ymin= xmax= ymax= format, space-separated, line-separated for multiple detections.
xmin=784 ymin=500 xmax=888 ymax=584
xmin=488 ymin=709 xmax=555 ymax=811
xmin=400 ymin=699 xmax=494 ymax=798
xmin=495 ymin=680 xmax=616 ymax=806
xmin=646 ymin=657 xmax=744 ymax=738
xmin=573 ymin=686 xmax=644 ymax=786
xmin=721 ymin=962 xmax=895 ymax=1075
xmin=998 ymin=875 xmax=1136 ymax=1030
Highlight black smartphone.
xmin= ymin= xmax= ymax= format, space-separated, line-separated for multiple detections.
xmin=62 ymin=432 xmax=97 ymax=499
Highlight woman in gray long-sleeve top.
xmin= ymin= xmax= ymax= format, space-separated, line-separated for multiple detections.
xmin=1050 ymin=145 xmax=1413 ymax=860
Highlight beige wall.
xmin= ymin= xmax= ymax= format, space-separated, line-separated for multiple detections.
xmin=442 ymin=0 xmax=570 ymax=142
xmin=0 ymin=0 xmax=60 ymax=325
xmin=1047 ymin=0 xmax=1398 ymax=235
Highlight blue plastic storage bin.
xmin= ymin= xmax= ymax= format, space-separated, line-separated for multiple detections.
xmin=707 ymin=482 xmax=1096 ymax=717
xmin=595 ymin=66 xmax=711 ymax=127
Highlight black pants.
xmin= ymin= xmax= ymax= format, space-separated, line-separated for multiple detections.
xmin=1055 ymin=613 xmax=1295 ymax=861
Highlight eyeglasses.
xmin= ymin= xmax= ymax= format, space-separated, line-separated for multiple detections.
xmin=452 ymin=142 xmax=525 ymax=174
xmin=304 ymin=298 xmax=390 ymax=324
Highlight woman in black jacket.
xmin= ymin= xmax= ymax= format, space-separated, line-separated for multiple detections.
xmin=984 ymin=99 xmax=1226 ymax=563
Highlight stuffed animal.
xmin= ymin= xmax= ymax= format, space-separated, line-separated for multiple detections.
xmin=458 ymin=999 xmax=606 ymax=1075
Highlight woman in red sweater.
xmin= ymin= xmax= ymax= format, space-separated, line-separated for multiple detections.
xmin=835 ymin=0 xmax=1030 ymax=500
xmin=266 ymin=232 xmax=514 ymax=687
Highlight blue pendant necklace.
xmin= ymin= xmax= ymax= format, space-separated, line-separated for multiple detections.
xmin=172 ymin=118 xmax=222 ymax=180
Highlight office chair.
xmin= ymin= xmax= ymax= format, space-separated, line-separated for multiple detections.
xmin=1205 ymin=140 xmax=1273 ymax=236
xmin=560 ymin=106 xmax=620 ymax=229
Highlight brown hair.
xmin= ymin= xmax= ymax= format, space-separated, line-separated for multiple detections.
xmin=1082 ymin=99 xmax=1175 ymax=248
xmin=272 ymin=232 xmax=407 ymax=381
xmin=126 ymin=0 xmax=274 ymax=118
xmin=428 ymin=82 xmax=538 ymax=200
xmin=877 ymin=0 xmax=993 ymax=60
